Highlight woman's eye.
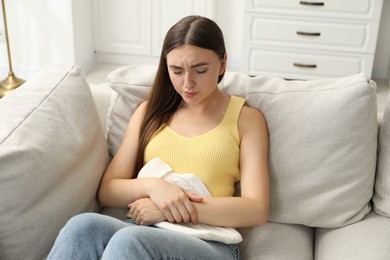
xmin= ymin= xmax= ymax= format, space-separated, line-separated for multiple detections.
xmin=197 ymin=69 xmax=207 ymax=74
xmin=173 ymin=70 xmax=182 ymax=75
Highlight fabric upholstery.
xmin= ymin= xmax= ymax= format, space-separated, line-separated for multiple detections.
xmin=105 ymin=65 xmax=155 ymax=157
xmin=107 ymin=66 xmax=377 ymax=228
xmin=236 ymin=73 xmax=377 ymax=227
xmin=0 ymin=64 xmax=109 ymax=260
xmin=373 ymin=94 xmax=390 ymax=217
xmin=90 ymin=84 xmax=113 ymax=130
xmin=238 ymin=222 xmax=314 ymax=260
xmin=315 ymin=212 xmax=390 ymax=260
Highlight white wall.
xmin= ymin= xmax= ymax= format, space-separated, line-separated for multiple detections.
xmin=214 ymin=0 xmax=245 ymax=71
xmin=373 ymin=0 xmax=390 ymax=79
xmin=0 ymin=0 xmax=389 ymax=80
xmin=0 ymin=0 xmax=95 ymax=80
xmin=72 ymin=0 xmax=96 ymax=73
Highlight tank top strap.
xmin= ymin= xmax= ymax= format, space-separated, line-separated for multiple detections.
xmin=221 ymin=96 xmax=246 ymax=126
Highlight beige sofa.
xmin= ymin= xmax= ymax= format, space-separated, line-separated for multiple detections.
xmin=1 ymin=64 xmax=390 ymax=260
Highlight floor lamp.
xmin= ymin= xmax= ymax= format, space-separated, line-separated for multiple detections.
xmin=0 ymin=0 xmax=24 ymax=98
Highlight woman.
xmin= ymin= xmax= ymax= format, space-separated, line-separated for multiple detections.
xmin=48 ymin=15 xmax=269 ymax=259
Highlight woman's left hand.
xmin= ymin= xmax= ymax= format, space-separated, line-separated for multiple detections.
xmin=128 ymin=198 xmax=166 ymax=226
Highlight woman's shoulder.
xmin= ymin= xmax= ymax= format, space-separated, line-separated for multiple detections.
xmin=239 ymin=103 xmax=267 ymax=132
xmin=137 ymin=100 xmax=148 ymax=111
xmin=134 ymin=100 xmax=149 ymax=116
xmin=227 ymin=95 xmax=266 ymax=129
xmin=242 ymin=103 xmax=263 ymax=115
xmin=127 ymin=101 xmax=148 ymax=127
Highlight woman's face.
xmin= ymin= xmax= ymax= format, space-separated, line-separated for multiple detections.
xmin=166 ymin=44 xmax=226 ymax=104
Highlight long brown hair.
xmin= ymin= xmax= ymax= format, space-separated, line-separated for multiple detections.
xmin=134 ymin=15 xmax=227 ymax=176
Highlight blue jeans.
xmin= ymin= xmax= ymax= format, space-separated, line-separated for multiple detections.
xmin=47 ymin=213 xmax=240 ymax=260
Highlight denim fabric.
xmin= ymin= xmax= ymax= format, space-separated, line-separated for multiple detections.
xmin=48 ymin=213 xmax=240 ymax=260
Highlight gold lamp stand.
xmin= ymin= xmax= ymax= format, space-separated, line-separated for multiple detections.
xmin=0 ymin=0 xmax=24 ymax=98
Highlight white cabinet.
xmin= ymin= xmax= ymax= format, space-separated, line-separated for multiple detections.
xmin=242 ymin=0 xmax=383 ymax=79
xmin=93 ymin=0 xmax=152 ymax=56
xmin=93 ymin=0 xmax=215 ymax=64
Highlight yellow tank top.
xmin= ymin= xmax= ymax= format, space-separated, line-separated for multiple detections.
xmin=144 ymin=96 xmax=245 ymax=197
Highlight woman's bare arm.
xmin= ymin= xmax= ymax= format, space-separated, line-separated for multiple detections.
xmin=184 ymin=106 xmax=269 ymax=227
xmin=97 ymin=102 xmax=201 ymax=223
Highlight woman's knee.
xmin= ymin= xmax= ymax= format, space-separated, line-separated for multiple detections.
xmin=48 ymin=213 xmax=123 ymax=259
xmin=61 ymin=213 xmax=127 ymax=238
xmin=108 ymin=226 xmax=151 ymax=247
xmin=103 ymin=226 xmax=160 ymax=258
xmin=63 ymin=213 xmax=102 ymax=233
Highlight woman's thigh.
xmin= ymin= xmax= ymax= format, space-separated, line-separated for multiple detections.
xmin=48 ymin=213 xmax=132 ymax=259
xmin=49 ymin=213 xmax=239 ymax=260
xmin=102 ymin=225 xmax=240 ymax=260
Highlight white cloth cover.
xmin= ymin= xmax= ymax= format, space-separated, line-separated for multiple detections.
xmin=135 ymin=158 xmax=243 ymax=244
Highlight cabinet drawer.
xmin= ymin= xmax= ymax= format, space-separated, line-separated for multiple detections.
xmin=244 ymin=14 xmax=379 ymax=53
xmin=242 ymin=47 xmax=374 ymax=79
xmin=246 ymin=0 xmax=383 ymax=20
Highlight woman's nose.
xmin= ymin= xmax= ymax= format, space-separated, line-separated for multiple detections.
xmin=184 ymin=73 xmax=195 ymax=89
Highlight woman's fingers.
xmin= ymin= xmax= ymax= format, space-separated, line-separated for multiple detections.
xmin=147 ymin=180 xmax=203 ymax=224
xmin=186 ymin=191 xmax=204 ymax=203
xmin=158 ymin=191 xmax=197 ymax=223
xmin=128 ymin=199 xmax=166 ymax=225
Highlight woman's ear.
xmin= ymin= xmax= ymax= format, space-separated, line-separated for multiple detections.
xmin=219 ymin=53 xmax=227 ymax=75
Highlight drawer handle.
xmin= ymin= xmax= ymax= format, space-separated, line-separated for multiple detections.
xmin=299 ymin=1 xmax=325 ymax=6
xmin=293 ymin=63 xmax=317 ymax=68
xmin=297 ymin=31 xmax=321 ymax=36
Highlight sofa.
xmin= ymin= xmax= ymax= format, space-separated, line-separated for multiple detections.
xmin=1 ymin=63 xmax=390 ymax=260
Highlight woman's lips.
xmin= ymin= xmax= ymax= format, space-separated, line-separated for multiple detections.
xmin=184 ymin=91 xmax=197 ymax=98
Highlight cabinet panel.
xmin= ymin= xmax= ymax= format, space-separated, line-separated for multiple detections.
xmin=248 ymin=0 xmax=383 ymax=19
xmin=152 ymin=0 xmax=215 ymax=56
xmin=245 ymin=14 xmax=379 ymax=53
xmin=93 ymin=0 xmax=215 ymax=61
xmin=242 ymin=0 xmax=382 ymax=78
xmin=242 ymin=47 xmax=373 ymax=79
xmin=94 ymin=0 xmax=152 ymax=55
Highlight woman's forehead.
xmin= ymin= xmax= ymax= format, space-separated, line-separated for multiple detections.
xmin=167 ymin=45 xmax=219 ymax=66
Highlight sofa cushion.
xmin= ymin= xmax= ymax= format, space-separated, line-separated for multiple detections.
xmin=236 ymin=73 xmax=377 ymax=228
xmin=373 ymin=95 xmax=390 ymax=217
xmin=238 ymin=223 xmax=314 ymax=260
xmin=0 ymin=64 xmax=109 ymax=260
xmin=107 ymin=66 xmax=377 ymax=228
xmin=315 ymin=212 xmax=390 ymax=260
xmin=106 ymin=65 xmax=155 ymax=157
xmin=90 ymin=83 xmax=113 ymax=130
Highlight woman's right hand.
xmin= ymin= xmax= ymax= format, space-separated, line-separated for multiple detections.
xmin=128 ymin=198 xmax=166 ymax=225
xmin=148 ymin=178 xmax=203 ymax=224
